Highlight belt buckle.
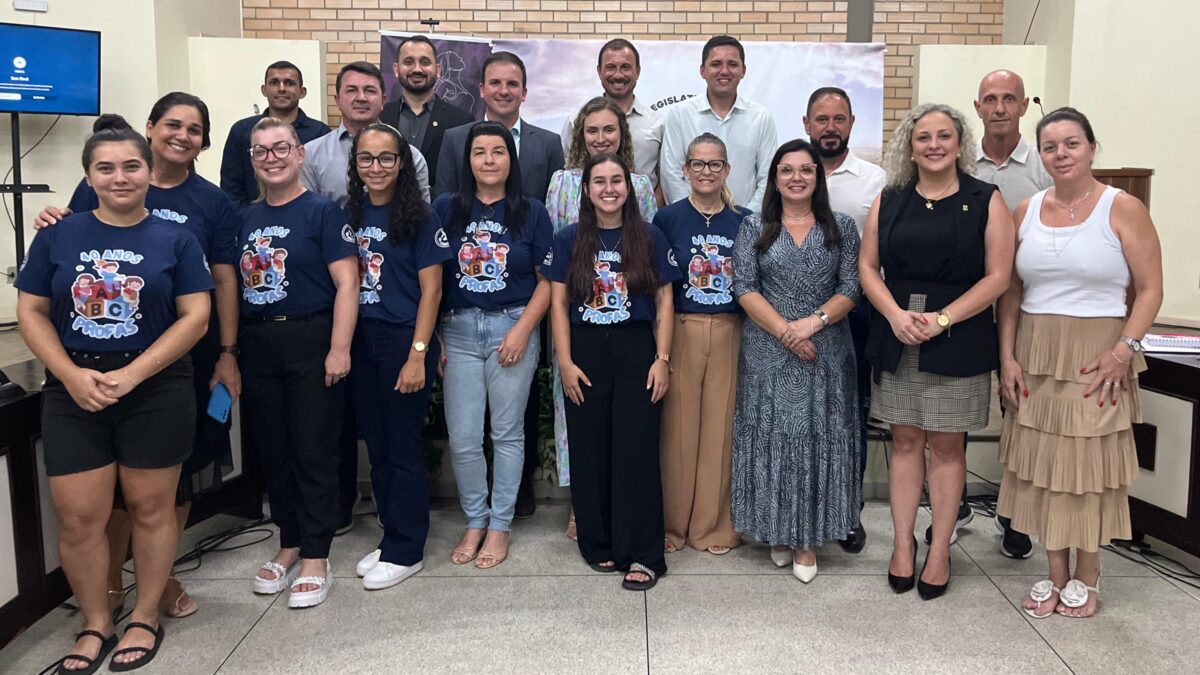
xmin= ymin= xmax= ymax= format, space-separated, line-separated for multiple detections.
xmin=269 ymin=315 xmax=288 ymax=322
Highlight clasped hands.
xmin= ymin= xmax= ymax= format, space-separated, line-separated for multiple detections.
xmin=778 ymin=317 xmax=818 ymax=362
xmin=887 ymin=310 xmax=945 ymax=346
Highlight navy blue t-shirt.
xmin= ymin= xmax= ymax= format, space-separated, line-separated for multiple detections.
xmin=16 ymin=212 xmax=214 ymax=352
xmin=653 ymin=200 xmax=751 ymax=314
xmin=350 ymin=202 xmax=454 ymax=325
xmin=432 ymin=194 xmax=554 ymax=311
xmin=68 ymin=173 xmax=240 ymax=266
xmin=237 ymin=190 xmax=357 ymax=319
xmin=544 ymin=222 xmax=680 ymax=325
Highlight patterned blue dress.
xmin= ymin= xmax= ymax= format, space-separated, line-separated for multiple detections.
xmin=730 ymin=212 xmax=863 ymax=549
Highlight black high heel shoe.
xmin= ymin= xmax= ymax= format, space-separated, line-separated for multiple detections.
xmin=888 ymin=535 xmax=918 ymax=594
xmin=917 ymin=550 xmax=951 ymax=600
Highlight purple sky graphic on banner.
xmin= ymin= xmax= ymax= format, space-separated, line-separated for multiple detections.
xmin=380 ymin=32 xmax=492 ymax=121
xmin=377 ymin=34 xmax=884 ymax=162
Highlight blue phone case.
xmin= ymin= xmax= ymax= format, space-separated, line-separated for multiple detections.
xmin=207 ymin=382 xmax=232 ymax=424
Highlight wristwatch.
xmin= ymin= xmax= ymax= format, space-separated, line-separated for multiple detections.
xmin=815 ymin=309 xmax=830 ymax=328
xmin=219 ymin=344 xmax=240 ymax=357
xmin=655 ymin=353 xmax=671 ymax=363
xmin=412 ymin=341 xmax=428 ymax=353
xmin=936 ymin=310 xmax=952 ymax=329
xmin=1120 ymin=336 xmax=1144 ymax=353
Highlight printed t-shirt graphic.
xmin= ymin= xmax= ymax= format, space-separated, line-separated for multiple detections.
xmin=349 ymin=201 xmax=454 ymax=324
xmin=653 ymin=200 xmax=750 ymax=314
xmin=240 ymin=229 xmax=290 ymax=304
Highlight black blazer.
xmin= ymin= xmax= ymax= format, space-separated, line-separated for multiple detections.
xmin=434 ymin=118 xmax=565 ymax=202
xmin=866 ymin=172 xmax=1000 ymax=381
xmin=380 ymin=96 xmax=474 ymax=194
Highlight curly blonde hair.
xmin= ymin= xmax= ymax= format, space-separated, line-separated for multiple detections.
xmin=565 ymin=96 xmax=635 ymax=171
xmin=882 ymin=103 xmax=976 ymax=187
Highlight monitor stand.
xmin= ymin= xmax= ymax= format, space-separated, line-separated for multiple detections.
xmin=1 ymin=112 xmax=52 ymax=269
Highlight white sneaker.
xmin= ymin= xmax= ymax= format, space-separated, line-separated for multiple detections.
xmin=356 ymin=549 xmax=382 ymax=577
xmin=770 ymin=547 xmax=791 ymax=568
xmin=363 ymin=560 xmax=423 ymax=590
xmin=287 ymin=561 xmax=332 ymax=608
xmin=792 ymin=560 xmax=818 ymax=584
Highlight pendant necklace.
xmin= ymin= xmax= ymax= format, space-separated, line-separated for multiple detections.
xmin=917 ymin=179 xmax=958 ymax=209
xmin=1049 ymin=187 xmax=1094 ymax=258
xmin=1054 ymin=186 xmax=1094 ymax=222
xmin=688 ymin=195 xmax=723 ymax=228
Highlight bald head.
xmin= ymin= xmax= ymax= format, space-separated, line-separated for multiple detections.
xmin=975 ymin=69 xmax=1030 ymax=138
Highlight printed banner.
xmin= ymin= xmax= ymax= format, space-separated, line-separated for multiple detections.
xmin=380 ymin=33 xmax=884 ymax=161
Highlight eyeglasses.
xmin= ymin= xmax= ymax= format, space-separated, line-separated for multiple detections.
xmin=778 ymin=164 xmax=818 ymax=177
xmin=249 ymin=142 xmax=297 ymax=162
xmin=686 ymin=159 xmax=727 ymax=173
xmin=355 ymin=152 xmax=400 ymax=169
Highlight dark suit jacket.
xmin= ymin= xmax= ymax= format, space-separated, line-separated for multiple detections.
xmin=380 ymin=96 xmax=473 ymax=194
xmin=434 ymin=118 xmax=565 ymax=202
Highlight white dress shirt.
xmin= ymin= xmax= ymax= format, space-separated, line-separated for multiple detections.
xmin=659 ymin=93 xmax=778 ymax=212
xmin=486 ymin=115 xmax=522 ymax=154
xmin=300 ymin=122 xmax=431 ymax=207
xmin=973 ymin=136 xmax=1053 ymax=211
xmin=825 ymin=150 xmax=886 ymax=238
xmin=560 ymin=95 xmax=665 ymax=188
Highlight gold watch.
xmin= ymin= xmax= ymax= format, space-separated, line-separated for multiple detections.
xmin=412 ymin=341 xmax=428 ymax=353
xmin=936 ymin=310 xmax=952 ymax=330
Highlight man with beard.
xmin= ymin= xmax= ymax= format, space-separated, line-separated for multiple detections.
xmin=220 ymin=61 xmax=331 ymax=209
xmin=302 ymin=60 xmax=431 ymax=208
xmin=803 ymin=86 xmax=885 ymax=554
xmin=559 ymin=39 xmax=664 ymax=190
xmin=381 ymin=35 xmax=473 ymax=194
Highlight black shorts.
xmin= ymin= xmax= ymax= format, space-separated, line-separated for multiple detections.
xmin=41 ymin=351 xmax=196 ymax=476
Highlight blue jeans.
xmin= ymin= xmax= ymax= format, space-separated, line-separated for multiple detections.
xmin=442 ymin=305 xmax=541 ymax=531
xmin=351 ymin=319 xmax=439 ymax=566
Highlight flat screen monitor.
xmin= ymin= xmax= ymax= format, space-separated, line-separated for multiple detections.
xmin=0 ymin=22 xmax=100 ymax=116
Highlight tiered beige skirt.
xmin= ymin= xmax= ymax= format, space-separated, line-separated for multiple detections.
xmin=997 ymin=313 xmax=1146 ymax=552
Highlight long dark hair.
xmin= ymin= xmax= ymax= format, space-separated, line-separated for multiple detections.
xmin=81 ymin=114 xmax=153 ymax=172
xmin=566 ymin=153 xmax=657 ymax=303
xmin=346 ymin=123 xmax=428 ymax=244
xmin=757 ymin=138 xmax=840 ymax=252
xmin=148 ymin=91 xmax=212 ymax=150
xmin=449 ymin=121 xmax=527 ymax=240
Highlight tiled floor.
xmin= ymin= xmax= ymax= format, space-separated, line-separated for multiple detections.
xmin=3 ymin=501 xmax=1199 ymax=674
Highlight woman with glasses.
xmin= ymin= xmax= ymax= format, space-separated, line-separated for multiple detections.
xmin=346 ymin=123 xmax=453 ymax=590
xmin=731 ymin=139 xmax=863 ymax=584
xmin=431 ymin=122 xmax=553 ymax=569
xmin=546 ymin=153 xmax=679 ymax=591
xmin=17 ymin=114 xmax=213 ymax=672
xmin=546 ymin=96 xmax=658 ymax=539
xmin=33 ymin=92 xmax=241 ymax=622
xmin=239 ymin=117 xmax=358 ymax=608
xmin=654 ymin=133 xmax=750 ymax=556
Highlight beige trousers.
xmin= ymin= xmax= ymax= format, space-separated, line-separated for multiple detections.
xmin=660 ymin=313 xmax=742 ymax=550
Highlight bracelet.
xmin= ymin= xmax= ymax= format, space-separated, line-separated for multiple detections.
xmin=809 ymin=316 xmax=817 ymax=335
xmin=655 ymin=353 xmax=671 ymax=363
xmin=1110 ymin=350 xmax=1127 ymax=365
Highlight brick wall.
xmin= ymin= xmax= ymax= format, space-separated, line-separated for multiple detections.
xmin=241 ymin=0 xmax=1003 ymax=134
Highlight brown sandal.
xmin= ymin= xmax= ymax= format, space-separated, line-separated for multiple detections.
xmin=565 ymin=512 xmax=577 ymax=541
xmin=161 ymin=576 xmax=198 ymax=619
xmin=475 ymin=531 xmax=510 ymax=570
xmin=451 ymin=529 xmax=485 ymax=565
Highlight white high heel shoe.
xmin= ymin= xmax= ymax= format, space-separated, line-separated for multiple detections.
xmin=770 ymin=547 xmax=791 ymax=568
xmin=792 ymin=560 xmax=818 ymax=583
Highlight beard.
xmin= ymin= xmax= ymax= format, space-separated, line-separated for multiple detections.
xmin=812 ymin=133 xmax=849 ymax=158
xmin=402 ymin=74 xmax=436 ymax=95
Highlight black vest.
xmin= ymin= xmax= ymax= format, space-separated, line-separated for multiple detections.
xmin=866 ymin=172 xmax=999 ymax=381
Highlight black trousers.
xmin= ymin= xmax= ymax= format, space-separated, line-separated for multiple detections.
xmin=847 ymin=301 xmax=872 ymax=509
xmin=565 ymin=322 xmax=667 ymax=577
xmin=241 ymin=313 xmax=345 ymax=559
xmin=351 ymin=319 xmax=438 ymax=566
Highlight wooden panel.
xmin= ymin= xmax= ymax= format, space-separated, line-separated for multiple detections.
xmin=1095 ymin=167 xmax=1153 ymax=207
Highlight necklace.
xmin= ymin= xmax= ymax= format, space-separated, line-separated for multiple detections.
xmin=598 ymin=227 xmax=622 ymax=255
xmin=688 ymin=195 xmax=723 ymax=228
xmin=917 ymin=179 xmax=958 ymax=209
xmin=1052 ymin=186 xmax=1094 ymax=222
xmin=781 ymin=211 xmax=813 ymax=222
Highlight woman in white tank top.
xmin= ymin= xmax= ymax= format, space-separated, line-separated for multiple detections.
xmin=996 ymin=108 xmax=1163 ymax=619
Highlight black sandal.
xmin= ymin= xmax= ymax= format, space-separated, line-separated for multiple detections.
xmin=107 ymin=622 xmax=164 ymax=672
xmin=54 ymin=629 xmax=117 ymax=675
xmin=622 ymin=562 xmax=658 ymax=591
xmin=588 ymin=561 xmax=618 ymax=573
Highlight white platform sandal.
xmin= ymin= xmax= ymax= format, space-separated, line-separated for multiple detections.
xmin=252 ymin=560 xmax=299 ymax=595
xmin=287 ymin=561 xmax=333 ymax=608
xmin=1023 ymin=579 xmax=1061 ymax=619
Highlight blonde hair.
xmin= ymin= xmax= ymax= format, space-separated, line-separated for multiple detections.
xmin=882 ymin=103 xmax=976 ymax=187
xmin=250 ymin=117 xmax=303 ymax=202
xmin=686 ymin=133 xmax=736 ymax=209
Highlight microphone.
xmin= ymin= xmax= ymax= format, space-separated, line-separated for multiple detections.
xmin=1032 ymin=96 xmax=1045 ymax=117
